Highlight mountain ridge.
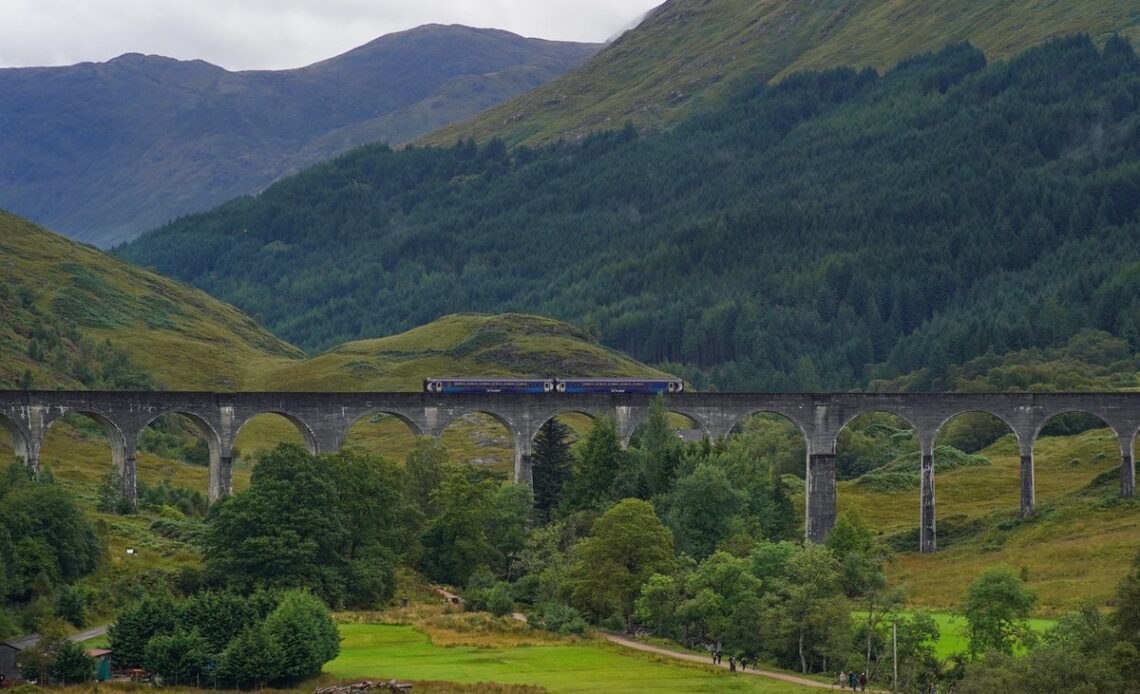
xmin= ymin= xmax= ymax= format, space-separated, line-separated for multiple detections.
xmin=0 ymin=24 xmax=599 ymax=247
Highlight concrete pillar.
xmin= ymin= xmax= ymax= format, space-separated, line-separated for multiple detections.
xmin=806 ymin=452 xmax=837 ymax=544
xmin=920 ymin=448 xmax=936 ymax=553
xmin=209 ymin=454 xmax=233 ymax=503
xmin=514 ymin=438 xmax=533 ymax=488
xmin=1020 ymin=447 xmax=1035 ymax=518
xmin=1122 ymin=434 xmax=1136 ymax=500
xmin=119 ymin=434 xmax=139 ymax=510
xmin=615 ymin=406 xmax=645 ymax=446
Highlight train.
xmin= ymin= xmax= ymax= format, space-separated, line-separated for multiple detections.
xmin=423 ymin=377 xmax=684 ymax=394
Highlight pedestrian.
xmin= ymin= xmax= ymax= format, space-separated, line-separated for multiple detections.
xmin=729 ymin=656 xmax=736 ymax=672
xmin=716 ymin=649 xmax=722 ymax=665
xmin=838 ymin=670 xmax=846 ymax=689
xmin=739 ymin=657 xmax=747 ymax=671
xmin=849 ymin=671 xmax=858 ymax=690
xmin=710 ymin=647 xmax=717 ymax=666
xmin=859 ymin=672 xmax=866 ymax=691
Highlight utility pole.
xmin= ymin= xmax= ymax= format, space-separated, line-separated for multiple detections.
xmin=893 ymin=621 xmax=898 ymax=693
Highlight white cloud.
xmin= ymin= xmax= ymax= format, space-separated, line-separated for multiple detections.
xmin=0 ymin=0 xmax=662 ymax=71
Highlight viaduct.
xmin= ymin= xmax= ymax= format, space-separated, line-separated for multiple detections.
xmin=1 ymin=391 xmax=1137 ymax=552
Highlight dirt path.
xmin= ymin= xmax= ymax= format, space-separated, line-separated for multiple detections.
xmin=601 ymin=632 xmax=848 ymax=690
xmin=71 ymin=625 xmax=109 ymax=642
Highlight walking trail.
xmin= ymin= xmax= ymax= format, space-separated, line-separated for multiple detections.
xmin=600 ymin=632 xmax=837 ymax=689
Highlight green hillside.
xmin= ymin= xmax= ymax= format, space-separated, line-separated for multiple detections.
xmin=121 ymin=36 xmax=1140 ymax=391
xmin=423 ymin=0 xmax=1140 ymax=147
xmin=0 ymin=210 xmax=303 ymax=391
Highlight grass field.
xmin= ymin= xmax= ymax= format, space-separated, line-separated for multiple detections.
xmin=329 ymin=624 xmax=816 ymax=694
xmin=855 ymin=611 xmax=1056 ymax=661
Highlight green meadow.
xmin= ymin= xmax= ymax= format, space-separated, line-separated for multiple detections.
xmin=328 ymin=624 xmax=816 ymax=694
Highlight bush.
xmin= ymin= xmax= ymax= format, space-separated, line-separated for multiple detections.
xmin=533 ymin=602 xmax=589 ymax=636
xmin=486 ymin=583 xmax=514 ymax=618
xmin=260 ymin=591 xmax=339 ymax=683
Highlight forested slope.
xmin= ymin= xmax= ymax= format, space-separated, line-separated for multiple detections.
xmin=121 ymin=37 xmax=1140 ymax=391
xmin=422 ymin=0 xmax=1140 ymax=147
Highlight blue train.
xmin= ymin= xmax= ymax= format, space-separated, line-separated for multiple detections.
xmin=423 ymin=377 xmax=683 ymax=394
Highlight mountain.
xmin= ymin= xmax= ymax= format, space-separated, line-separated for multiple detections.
xmin=119 ymin=37 xmax=1140 ymax=391
xmin=422 ymin=0 xmax=1140 ymax=148
xmin=0 ymin=25 xmax=599 ymax=248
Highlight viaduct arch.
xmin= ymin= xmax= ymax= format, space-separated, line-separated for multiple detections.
xmin=1 ymin=390 xmax=1136 ymax=553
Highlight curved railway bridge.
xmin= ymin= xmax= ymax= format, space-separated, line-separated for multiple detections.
xmin=1 ymin=390 xmax=1137 ymax=552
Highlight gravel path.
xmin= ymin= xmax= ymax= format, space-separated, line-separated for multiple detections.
xmin=600 ymin=632 xmax=843 ymax=690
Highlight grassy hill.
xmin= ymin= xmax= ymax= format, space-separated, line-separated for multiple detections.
xmin=423 ymin=0 xmax=1140 ymax=147
xmin=0 ymin=209 xmax=303 ymax=391
xmin=0 ymin=25 xmax=598 ymax=247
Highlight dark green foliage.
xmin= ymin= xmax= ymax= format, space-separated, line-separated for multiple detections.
xmin=53 ymin=585 xmax=86 ymax=628
xmin=49 ymin=640 xmax=96 ymax=684
xmin=122 ymin=36 xmax=1140 ymax=391
xmin=143 ymin=629 xmax=210 ymax=685
xmin=217 ymin=625 xmax=284 ymax=688
xmin=260 ymin=591 xmax=340 ymax=683
xmin=0 ymin=470 xmax=99 ymax=603
xmin=109 ymin=593 xmax=178 ymax=668
xmin=204 ymin=444 xmax=407 ymax=607
xmin=963 ymin=565 xmax=1037 ymax=656
xmin=532 ymin=418 xmax=573 ymax=523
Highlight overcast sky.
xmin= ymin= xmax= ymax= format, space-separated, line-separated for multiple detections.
xmin=2 ymin=0 xmax=663 ymax=71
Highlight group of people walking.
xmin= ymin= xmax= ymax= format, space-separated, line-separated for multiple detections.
xmin=709 ymin=648 xmax=747 ymax=672
xmin=838 ymin=670 xmax=867 ymax=691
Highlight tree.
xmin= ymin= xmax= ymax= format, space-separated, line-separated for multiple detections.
xmin=668 ymin=463 xmax=746 ymax=559
xmin=963 ymin=565 xmax=1037 ymax=657
xmin=532 ymin=418 xmax=574 ymax=522
xmin=50 ymin=639 xmax=96 ymax=684
xmin=488 ymin=482 xmax=533 ymax=579
xmin=404 ymin=438 xmax=451 ymax=519
xmin=217 ymin=625 xmax=283 ymax=689
xmin=204 ymin=444 xmax=348 ymax=604
xmin=261 ymin=590 xmax=339 ymax=683
xmin=638 ymin=396 xmax=683 ymax=496
xmin=109 ymin=592 xmax=178 ymax=668
xmin=563 ymin=499 xmax=675 ymax=627
xmin=143 ymin=629 xmax=210 ymax=686
xmin=766 ymin=543 xmax=851 ymax=673
xmin=418 ymin=468 xmax=497 ymax=586
xmin=564 ymin=417 xmax=624 ymax=511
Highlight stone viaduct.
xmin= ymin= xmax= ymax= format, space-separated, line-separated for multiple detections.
xmin=1 ymin=391 xmax=1137 ymax=552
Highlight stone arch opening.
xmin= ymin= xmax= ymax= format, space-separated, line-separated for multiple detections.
xmin=341 ymin=410 xmax=423 ymax=462
xmin=1032 ymin=410 xmax=1121 ymax=508
xmin=726 ymin=411 xmax=809 ymax=480
xmin=232 ymin=411 xmax=319 ymax=493
xmin=929 ymin=411 xmax=1019 ymax=552
xmin=834 ymin=410 xmax=920 ymax=545
xmin=135 ymin=412 xmax=220 ymax=516
xmin=437 ymin=410 xmax=517 ymax=481
xmin=39 ymin=410 xmax=129 ymax=504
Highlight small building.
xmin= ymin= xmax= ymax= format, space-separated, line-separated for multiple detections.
xmin=0 ymin=635 xmax=43 ymax=682
xmin=86 ymin=649 xmax=112 ymax=682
